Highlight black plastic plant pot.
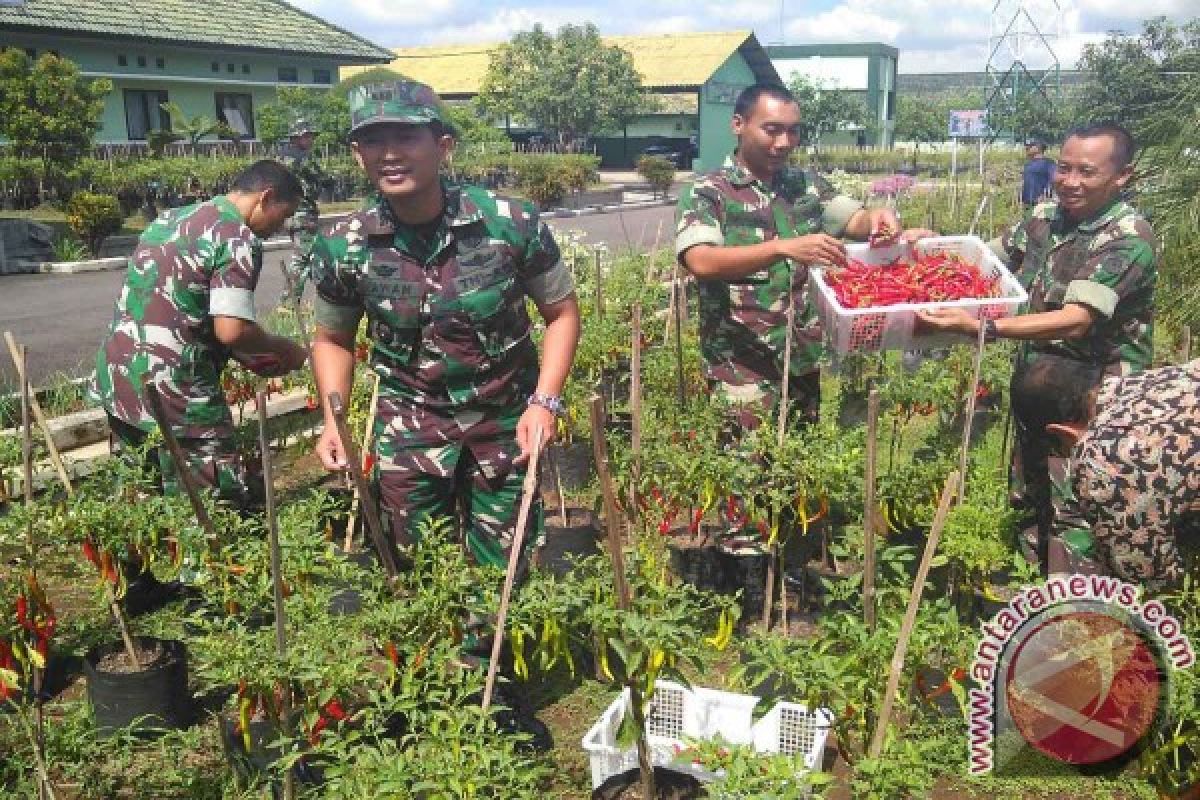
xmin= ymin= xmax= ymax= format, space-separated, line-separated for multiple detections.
xmin=538 ymin=508 xmax=601 ymax=577
xmin=83 ymin=636 xmax=191 ymax=737
xmin=218 ymin=711 xmax=323 ymax=792
xmin=666 ymin=531 xmax=725 ymax=593
xmin=592 ymin=766 xmax=705 ymax=800
xmin=542 ymin=441 xmax=595 ymax=492
xmin=718 ymin=548 xmax=769 ymax=621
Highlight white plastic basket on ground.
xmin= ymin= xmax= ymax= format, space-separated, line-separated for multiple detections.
xmin=580 ymin=679 xmax=833 ymax=790
xmin=810 ymin=235 xmax=1028 ymax=354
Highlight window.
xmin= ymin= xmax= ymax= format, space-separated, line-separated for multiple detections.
xmin=226 ymin=63 xmax=235 ymax=73
xmin=277 ymin=66 xmax=298 ymax=82
xmin=136 ymin=55 xmax=146 ymax=67
xmin=117 ymin=54 xmax=127 ymax=66
xmin=211 ymin=61 xmax=219 ymax=72
xmin=313 ymin=68 xmax=332 ymax=84
xmin=156 ymin=56 xmax=165 ymax=69
xmin=242 ymin=64 xmax=250 ymax=74
xmin=124 ymin=89 xmax=170 ymax=140
xmin=215 ymin=92 xmax=255 ymax=139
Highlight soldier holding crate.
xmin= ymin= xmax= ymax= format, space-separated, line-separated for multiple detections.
xmin=918 ymin=122 xmax=1159 ymax=573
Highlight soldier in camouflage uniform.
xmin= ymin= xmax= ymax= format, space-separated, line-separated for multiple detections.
xmin=1042 ymin=359 xmax=1199 ymax=590
xmin=918 ymin=122 xmax=1158 ymax=572
xmin=279 ymin=119 xmax=329 ymax=306
xmin=309 ymin=81 xmax=580 ymax=584
xmin=90 ymin=160 xmax=310 ymax=508
xmin=675 ymin=84 xmax=927 ymax=432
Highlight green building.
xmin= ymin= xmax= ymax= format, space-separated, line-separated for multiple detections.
xmin=0 ymin=0 xmax=392 ymax=144
xmin=359 ymin=30 xmax=781 ymax=171
xmin=766 ymin=43 xmax=899 ymax=148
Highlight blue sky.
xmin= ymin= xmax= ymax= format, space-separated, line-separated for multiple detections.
xmin=292 ymin=0 xmax=1195 ymax=73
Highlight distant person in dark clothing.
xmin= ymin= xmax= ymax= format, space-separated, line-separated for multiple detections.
xmin=1022 ymin=137 xmax=1056 ymax=206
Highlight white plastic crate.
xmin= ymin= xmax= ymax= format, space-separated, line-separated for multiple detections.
xmin=810 ymin=235 xmax=1028 ymax=353
xmin=580 ymin=680 xmax=830 ymax=790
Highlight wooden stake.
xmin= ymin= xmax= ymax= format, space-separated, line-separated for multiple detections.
xmin=629 ymin=303 xmax=643 ymax=514
xmin=957 ymin=322 xmax=988 ymax=504
xmin=143 ymin=382 xmax=219 ymax=545
xmin=1182 ymin=327 xmax=1192 ymax=363
xmin=344 ymin=374 xmax=381 ymax=552
xmin=328 ymin=391 xmax=400 ymax=582
xmin=482 ymin=426 xmax=544 ymax=712
xmin=594 ymin=247 xmax=605 ymax=321
xmin=5 ymin=332 xmax=74 ymax=497
xmin=863 ymin=389 xmax=880 ymax=631
xmin=672 ymin=267 xmax=686 ymax=410
xmin=867 ymin=470 xmax=959 ymax=760
xmin=256 ymin=389 xmax=294 ymax=800
xmin=589 ymin=395 xmax=631 ymax=611
xmin=17 ymin=346 xmax=53 ymax=800
xmin=762 ymin=297 xmax=796 ymax=629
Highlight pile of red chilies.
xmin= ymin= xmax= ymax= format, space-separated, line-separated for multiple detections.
xmin=827 ymin=253 xmax=1000 ymax=309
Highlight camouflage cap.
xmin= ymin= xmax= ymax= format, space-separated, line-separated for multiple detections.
xmin=288 ymin=117 xmax=316 ymax=137
xmin=348 ymin=80 xmax=445 ymax=134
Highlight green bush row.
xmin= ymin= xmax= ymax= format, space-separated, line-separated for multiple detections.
xmin=810 ymin=147 xmax=1026 ymax=175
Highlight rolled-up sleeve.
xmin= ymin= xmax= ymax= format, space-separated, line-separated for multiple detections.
xmin=311 ymin=233 xmax=363 ymax=333
xmin=519 ymin=213 xmax=576 ymax=306
xmin=675 ymin=182 xmax=724 ymax=261
xmin=821 ymin=194 xmax=864 ymax=238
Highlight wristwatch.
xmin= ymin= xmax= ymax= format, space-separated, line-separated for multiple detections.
xmin=527 ymin=392 xmax=566 ymax=417
xmin=982 ymin=319 xmax=999 ymax=343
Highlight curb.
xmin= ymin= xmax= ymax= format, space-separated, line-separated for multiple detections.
xmin=32 ymin=197 xmax=676 ymax=275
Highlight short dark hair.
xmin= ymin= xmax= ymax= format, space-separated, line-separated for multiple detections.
xmin=1011 ymin=354 xmax=1103 ymax=431
xmin=733 ymin=84 xmax=796 ymax=119
xmin=230 ymin=159 xmax=304 ymax=204
xmin=1064 ymin=122 xmax=1136 ymax=169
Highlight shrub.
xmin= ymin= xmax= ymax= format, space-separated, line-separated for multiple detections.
xmin=65 ymin=191 xmax=123 ymax=256
xmin=637 ymin=154 xmax=675 ymax=197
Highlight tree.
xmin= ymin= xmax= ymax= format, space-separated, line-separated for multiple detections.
xmin=159 ymin=101 xmax=226 ymax=148
xmin=894 ymin=94 xmax=948 ymax=165
xmin=257 ymin=86 xmax=350 ymax=150
xmin=476 ymin=23 xmax=647 ymax=148
xmin=0 ymin=49 xmax=110 ymax=172
xmin=785 ymin=74 xmax=868 ymax=151
xmin=1077 ymin=16 xmax=1200 ymax=147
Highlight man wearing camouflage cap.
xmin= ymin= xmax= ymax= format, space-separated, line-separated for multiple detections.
xmin=919 ymin=122 xmax=1158 ymax=573
xmin=309 ymin=81 xmax=580 ymax=608
xmin=675 ymin=84 xmax=928 ymax=434
xmin=91 ymin=159 xmax=310 ymax=509
xmin=279 ymin=117 xmax=330 ymax=305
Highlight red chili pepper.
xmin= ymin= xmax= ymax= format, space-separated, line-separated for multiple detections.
xmin=688 ymin=508 xmax=704 ymax=535
xmin=323 ymin=699 xmax=347 ymax=721
xmin=362 ymin=453 xmax=377 ymax=474
xmin=305 ymin=394 xmax=318 ymax=411
xmin=15 ymin=596 xmax=28 ymax=628
xmin=82 ymin=538 xmax=100 ymax=568
xmin=384 ymin=641 xmax=399 ymax=667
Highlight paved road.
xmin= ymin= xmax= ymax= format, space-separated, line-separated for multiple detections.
xmin=0 ymin=204 xmax=674 ymax=387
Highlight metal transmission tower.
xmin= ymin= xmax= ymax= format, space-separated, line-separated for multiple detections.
xmin=985 ymin=0 xmax=1066 ymax=141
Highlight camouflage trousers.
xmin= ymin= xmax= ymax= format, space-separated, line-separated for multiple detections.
xmin=715 ymin=371 xmax=820 ymax=553
xmin=372 ymin=397 xmax=543 ymax=660
xmin=281 ymin=219 xmax=318 ymax=306
xmin=107 ymin=414 xmax=258 ymax=511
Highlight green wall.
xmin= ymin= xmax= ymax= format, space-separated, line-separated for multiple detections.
xmin=0 ymin=31 xmax=343 ymax=143
xmin=696 ymin=52 xmax=757 ymax=172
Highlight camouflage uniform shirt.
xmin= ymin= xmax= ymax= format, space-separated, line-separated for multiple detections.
xmin=280 ymin=144 xmax=326 ymax=230
xmin=1053 ymin=360 xmax=1200 ymax=589
xmin=674 ymin=155 xmax=863 ymax=395
xmin=999 ymin=198 xmax=1158 ymax=375
xmin=90 ymin=196 xmax=263 ymax=439
xmin=311 ymin=184 xmax=574 ymax=468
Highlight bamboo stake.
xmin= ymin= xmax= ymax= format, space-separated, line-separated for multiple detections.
xmin=344 ymin=374 xmax=381 ymax=552
xmin=672 ymin=267 xmax=686 ymax=410
xmin=868 ymin=470 xmax=959 ymax=760
xmin=328 ymin=391 xmax=400 ymax=582
xmin=257 ymin=389 xmax=294 ymax=800
xmin=629 ymin=303 xmax=643 ymax=515
xmin=863 ymin=389 xmax=880 ymax=631
xmin=18 ymin=347 xmax=52 ymax=800
xmin=482 ymin=426 xmax=544 ymax=711
xmin=5 ymin=332 xmax=74 ymax=497
xmin=143 ymin=382 xmax=219 ymax=544
xmin=1182 ymin=327 xmax=1192 ymax=363
xmin=762 ymin=295 xmax=796 ymax=629
xmin=589 ymin=395 xmax=631 ymax=611
xmin=957 ymin=321 xmax=988 ymax=504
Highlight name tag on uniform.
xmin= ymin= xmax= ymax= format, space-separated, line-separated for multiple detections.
xmin=364 ymin=276 xmax=422 ymax=300
xmin=454 ymin=264 xmax=507 ymax=294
